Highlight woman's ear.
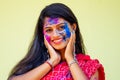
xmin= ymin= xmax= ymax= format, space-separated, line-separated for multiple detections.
xmin=72 ymin=23 xmax=77 ymax=31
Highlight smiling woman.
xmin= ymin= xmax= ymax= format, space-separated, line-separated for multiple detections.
xmin=8 ymin=3 xmax=105 ymax=80
xmin=43 ymin=17 xmax=72 ymax=50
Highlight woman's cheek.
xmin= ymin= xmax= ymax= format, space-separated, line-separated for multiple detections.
xmin=63 ymin=23 xmax=71 ymax=40
xmin=59 ymin=31 xmax=67 ymax=41
xmin=65 ymin=29 xmax=71 ymax=38
xmin=45 ymin=34 xmax=51 ymax=43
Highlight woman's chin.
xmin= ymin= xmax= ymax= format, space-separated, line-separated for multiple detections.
xmin=53 ymin=46 xmax=65 ymax=50
xmin=52 ymin=44 xmax=66 ymax=51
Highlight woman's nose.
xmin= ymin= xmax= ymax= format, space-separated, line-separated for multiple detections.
xmin=52 ymin=30 xmax=60 ymax=37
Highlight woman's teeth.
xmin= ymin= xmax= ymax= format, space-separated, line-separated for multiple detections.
xmin=53 ymin=39 xmax=62 ymax=43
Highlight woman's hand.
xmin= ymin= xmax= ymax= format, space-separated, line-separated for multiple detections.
xmin=64 ymin=31 xmax=88 ymax=80
xmin=44 ymin=36 xmax=61 ymax=67
xmin=65 ymin=31 xmax=76 ymax=62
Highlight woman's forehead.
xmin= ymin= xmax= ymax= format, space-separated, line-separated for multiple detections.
xmin=44 ymin=17 xmax=66 ymax=27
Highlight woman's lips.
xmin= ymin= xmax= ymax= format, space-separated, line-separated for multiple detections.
xmin=52 ymin=38 xmax=63 ymax=44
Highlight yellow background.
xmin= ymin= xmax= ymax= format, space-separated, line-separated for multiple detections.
xmin=0 ymin=0 xmax=120 ymax=80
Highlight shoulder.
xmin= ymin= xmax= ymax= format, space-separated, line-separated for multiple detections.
xmin=75 ymin=53 xmax=105 ymax=80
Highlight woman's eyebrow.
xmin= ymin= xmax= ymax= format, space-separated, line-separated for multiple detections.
xmin=57 ymin=22 xmax=65 ymax=26
xmin=44 ymin=22 xmax=65 ymax=28
xmin=43 ymin=27 xmax=51 ymax=30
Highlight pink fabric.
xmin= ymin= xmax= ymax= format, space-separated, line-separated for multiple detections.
xmin=41 ymin=54 xmax=105 ymax=80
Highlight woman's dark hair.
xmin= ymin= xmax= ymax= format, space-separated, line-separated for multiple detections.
xmin=8 ymin=3 xmax=86 ymax=79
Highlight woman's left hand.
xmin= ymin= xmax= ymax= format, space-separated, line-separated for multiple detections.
xmin=65 ymin=30 xmax=76 ymax=62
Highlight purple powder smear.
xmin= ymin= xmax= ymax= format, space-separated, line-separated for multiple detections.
xmin=48 ymin=18 xmax=59 ymax=24
xmin=45 ymin=34 xmax=51 ymax=43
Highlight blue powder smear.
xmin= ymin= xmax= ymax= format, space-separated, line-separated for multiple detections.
xmin=64 ymin=23 xmax=71 ymax=39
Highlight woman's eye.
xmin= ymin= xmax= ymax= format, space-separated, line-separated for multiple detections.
xmin=45 ymin=29 xmax=52 ymax=33
xmin=58 ymin=26 xmax=65 ymax=31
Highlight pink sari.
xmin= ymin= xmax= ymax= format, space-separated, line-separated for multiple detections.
xmin=41 ymin=53 xmax=105 ymax=80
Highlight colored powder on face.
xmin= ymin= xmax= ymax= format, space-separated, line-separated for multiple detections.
xmin=48 ymin=18 xmax=59 ymax=24
xmin=45 ymin=34 xmax=51 ymax=43
xmin=58 ymin=22 xmax=71 ymax=41
xmin=64 ymin=23 xmax=71 ymax=39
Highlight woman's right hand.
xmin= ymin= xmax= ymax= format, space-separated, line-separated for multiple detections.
xmin=44 ymin=36 xmax=61 ymax=67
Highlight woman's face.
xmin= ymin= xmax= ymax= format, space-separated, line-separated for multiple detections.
xmin=43 ymin=17 xmax=73 ymax=50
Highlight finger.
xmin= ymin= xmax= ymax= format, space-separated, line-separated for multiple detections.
xmin=44 ymin=35 xmax=57 ymax=52
xmin=71 ymin=31 xmax=76 ymax=56
xmin=44 ymin=36 xmax=54 ymax=56
xmin=44 ymin=36 xmax=48 ymax=48
xmin=72 ymin=30 xmax=76 ymax=44
xmin=69 ymin=30 xmax=75 ymax=45
xmin=44 ymin=35 xmax=51 ymax=48
xmin=44 ymin=35 xmax=52 ymax=50
xmin=66 ymin=31 xmax=76 ymax=57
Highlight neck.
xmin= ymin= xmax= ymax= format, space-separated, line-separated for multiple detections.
xmin=57 ymin=48 xmax=66 ymax=61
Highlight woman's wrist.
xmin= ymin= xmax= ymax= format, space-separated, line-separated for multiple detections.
xmin=66 ymin=58 xmax=74 ymax=64
xmin=68 ymin=59 xmax=78 ymax=67
xmin=45 ymin=59 xmax=53 ymax=69
xmin=65 ymin=55 xmax=74 ymax=62
xmin=49 ymin=58 xmax=58 ymax=67
xmin=66 ymin=56 xmax=78 ymax=67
